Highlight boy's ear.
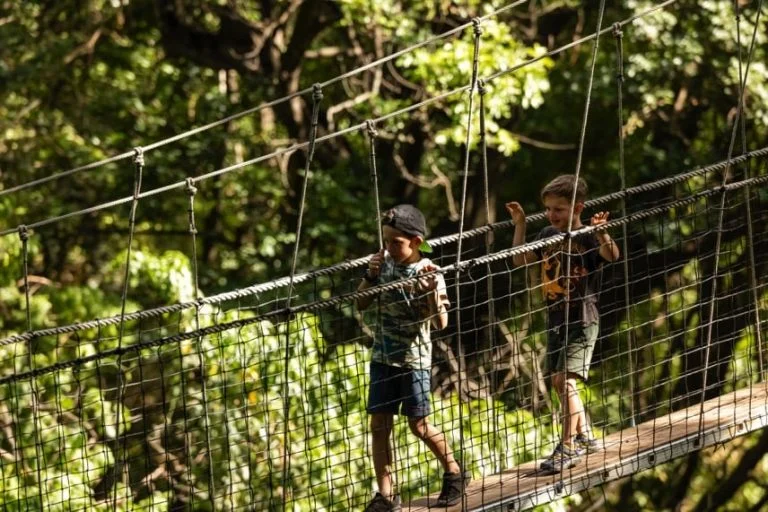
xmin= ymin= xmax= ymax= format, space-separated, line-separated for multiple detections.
xmin=574 ymin=201 xmax=585 ymax=215
xmin=414 ymin=235 xmax=433 ymax=254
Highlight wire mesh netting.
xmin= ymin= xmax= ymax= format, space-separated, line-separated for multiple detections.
xmin=0 ymin=156 xmax=766 ymax=511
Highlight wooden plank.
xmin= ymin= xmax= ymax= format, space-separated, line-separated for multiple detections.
xmin=403 ymin=383 xmax=768 ymax=511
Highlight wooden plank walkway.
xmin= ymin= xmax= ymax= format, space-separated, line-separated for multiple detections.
xmin=405 ymin=383 xmax=768 ymax=511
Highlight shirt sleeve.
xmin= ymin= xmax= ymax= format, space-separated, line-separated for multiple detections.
xmin=421 ymin=258 xmax=450 ymax=308
xmin=436 ymin=272 xmax=450 ymax=308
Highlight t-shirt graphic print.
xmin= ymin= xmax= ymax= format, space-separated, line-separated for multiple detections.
xmin=534 ymin=226 xmax=606 ymax=327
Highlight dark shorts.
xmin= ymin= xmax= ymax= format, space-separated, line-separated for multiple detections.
xmin=367 ymin=362 xmax=431 ymax=417
xmin=546 ymin=323 xmax=599 ymax=381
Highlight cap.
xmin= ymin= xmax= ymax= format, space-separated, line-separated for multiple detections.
xmin=381 ymin=204 xmax=433 ymax=253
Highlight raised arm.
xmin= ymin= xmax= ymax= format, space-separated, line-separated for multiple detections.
xmin=357 ymin=250 xmax=385 ymax=310
xmin=590 ymin=211 xmax=620 ymax=262
xmin=505 ymin=201 xmax=538 ymax=267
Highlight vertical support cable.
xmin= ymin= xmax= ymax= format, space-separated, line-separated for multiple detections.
xmin=286 ymin=83 xmax=324 ymax=308
xmin=367 ymin=121 xmax=384 ymax=250
xmin=282 ymin=83 xmax=323 ymax=511
xmin=478 ymin=79 xmax=502 ymax=471
xmin=561 ymin=0 xmax=606 ymax=483
xmin=613 ymin=23 xmax=637 ymax=427
xmin=733 ymin=0 xmax=764 ymax=383
xmin=185 ymin=177 xmax=217 ymax=508
xmin=696 ymin=185 xmax=730 ymax=438
xmin=186 ymin=178 xmax=201 ymax=299
xmin=18 ymin=225 xmax=45 ymax=509
xmin=453 ymin=20 xmax=484 ymax=498
xmin=237 ymin=323 xmax=258 ymax=506
xmin=364 ymin=119 xmax=400 ymax=494
xmin=563 ymin=0 xmax=607 ymax=273
xmin=113 ymin=146 xmax=144 ymax=509
xmin=478 ymin=80 xmax=493 ymax=328
xmin=19 ymin=226 xmax=32 ymax=332
xmin=564 ymin=0 xmax=607 ymax=231
xmin=698 ymin=0 xmax=763 ymax=438
xmin=565 ymin=0 xmax=606 ymax=227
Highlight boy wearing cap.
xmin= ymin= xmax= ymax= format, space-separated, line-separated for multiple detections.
xmin=506 ymin=175 xmax=619 ymax=474
xmin=357 ymin=204 xmax=468 ymax=511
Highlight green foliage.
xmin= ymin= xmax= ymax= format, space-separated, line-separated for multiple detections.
xmin=1 ymin=0 xmax=767 ymax=510
xmin=0 ymin=306 xmax=556 ymax=510
xmin=104 ymin=249 xmax=197 ymax=306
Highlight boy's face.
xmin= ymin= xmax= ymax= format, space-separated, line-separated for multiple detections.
xmin=543 ymin=194 xmax=583 ymax=231
xmin=383 ymin=225 xmax=421 ymax=264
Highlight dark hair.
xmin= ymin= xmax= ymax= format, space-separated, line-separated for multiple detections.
xmin=540 ymin=175 xmax=588 ymax=203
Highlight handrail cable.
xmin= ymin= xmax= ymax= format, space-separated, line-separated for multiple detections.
xmin=0 ymin=0 xmax=530 ymax=199
xmin=0 ymin=147 xmax=765 ymax=349
xmin=0 ymin=0 xmax=681 ymax=239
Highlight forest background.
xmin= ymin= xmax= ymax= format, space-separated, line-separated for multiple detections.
xmin=1 ymin=0 xmax=768 ymax=511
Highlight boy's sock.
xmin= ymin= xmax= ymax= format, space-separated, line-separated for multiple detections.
xmin=574 ymin=433 xmax=601 ymax=454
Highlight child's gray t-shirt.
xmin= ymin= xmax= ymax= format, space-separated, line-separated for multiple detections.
xmin=370 ymin=255 xmax=449 ymax=370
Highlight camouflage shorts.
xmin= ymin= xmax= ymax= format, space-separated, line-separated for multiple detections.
xmin=546 ymin=322 xmax=599 ymax=381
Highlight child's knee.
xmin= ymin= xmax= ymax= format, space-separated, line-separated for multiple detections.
xmin=408 ymin=417 xmax=429 ymax=438
xmin=564 ymin=373 xmax=581 ymax=391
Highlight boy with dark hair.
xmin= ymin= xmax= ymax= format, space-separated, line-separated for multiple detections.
xmin=506 ymin=175 xmax=619 ymax=473
xmin=357 ymin=204 xmax=469 ymax=510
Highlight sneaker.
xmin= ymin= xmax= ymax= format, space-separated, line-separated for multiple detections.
xmin=539 ymin=443 xmax=581 ymax=473
xmin=574 ymin=433 xmax=601 ymax=454
xmin=364 ymin=492 xmax=401 ymax=512
xmin=432 ymin=467 xmax=471 ymax=507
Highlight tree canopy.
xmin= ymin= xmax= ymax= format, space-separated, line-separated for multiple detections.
xmin=1 ymin=0 xmax=767 ymax=510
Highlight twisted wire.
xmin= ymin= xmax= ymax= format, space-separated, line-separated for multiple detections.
xmin=0 ymin=0 xmax=683 ymax=240
xmin=4 ymin=171 xmax=765 ymax=387
xmin=1 ymin=147 xmax=766 ymax=349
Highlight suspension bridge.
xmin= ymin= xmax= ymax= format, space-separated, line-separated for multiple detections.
xmin=1 ymin=0 xmax=766 ymax=510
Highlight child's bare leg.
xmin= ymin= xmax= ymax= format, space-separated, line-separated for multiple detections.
xmin=565 ymin=374 xmax=586 ymax=442
xmin=371 ymin=413 xmax=395 ymax=499
xmin=408 ymin=417 xmax=460 ymax=473
xmin=575 ymin=392 xmax=590 ymax=436
xmin=552 ymin=372 xmax=584 ymax=446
